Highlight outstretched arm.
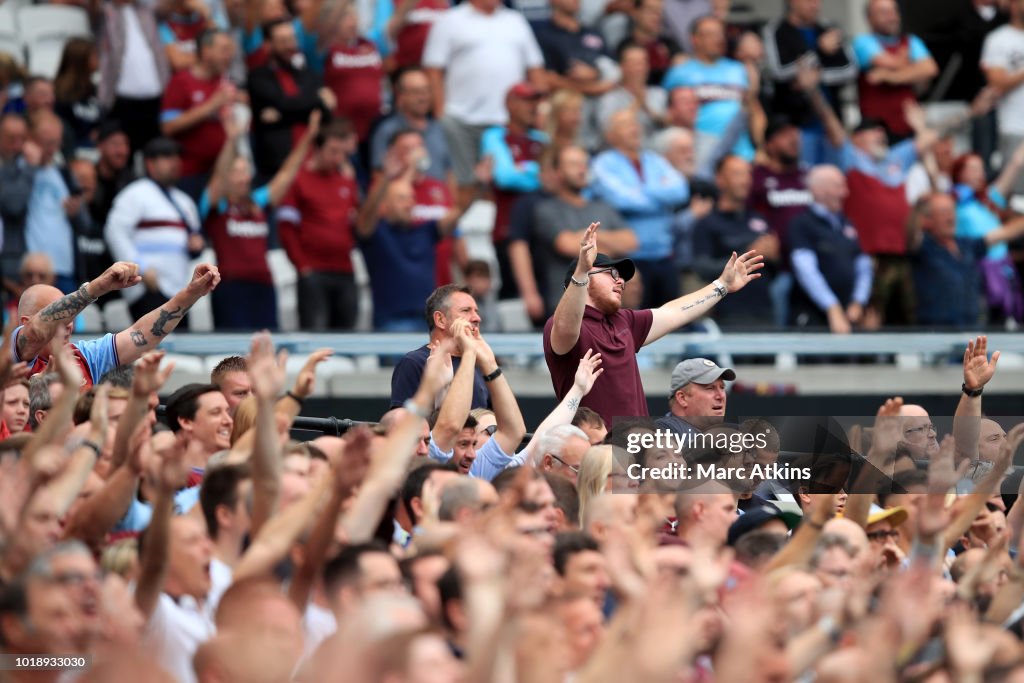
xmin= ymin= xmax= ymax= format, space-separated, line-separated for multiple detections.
xmin=954 ymin=336 xmax=999 ymax=463
xmin=549 ymin=223 xmax=599 ymax=356
xmin=520 ymin=350 xmax=602 ymax=463
xmin=16 ymin=262 xmax=141 ymax=363
xmin=134 ymin=433 xmax=189 ymax=620
xmin=114 ymin=263 xmax=221 ymax=365
xmin=644 ymin=251 xmax=763 ymax=346
xmin=267 ymin=111 xmax=321 ymax=206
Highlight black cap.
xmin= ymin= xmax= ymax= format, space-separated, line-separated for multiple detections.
xmin=853 ymin=117 xmax=888 ymax=135
xmin=142 ymin=136 xmax=181 ymax=159
xmin=563 ymin=253 xmax=636 ymax=289
xmin=96 ymin=119 xmax=126 ymax=143
xmin=764 ymin=115 xmax=797 ymax=142
xmin=726 ymin=503 xmax=801 ymax=546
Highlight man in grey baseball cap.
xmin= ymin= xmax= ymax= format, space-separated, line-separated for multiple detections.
xmin=656 ymin=358 xmax=736 ymax=436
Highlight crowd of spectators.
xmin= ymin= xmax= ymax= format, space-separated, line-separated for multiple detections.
xmin=1 ymin=0 xmax=1024 ymax=332
xmin=0 ymin=249 xmax=1024 ymax=681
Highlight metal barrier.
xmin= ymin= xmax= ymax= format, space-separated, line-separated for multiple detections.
xmin=118 ymin=331 xmax=1024 ymax=360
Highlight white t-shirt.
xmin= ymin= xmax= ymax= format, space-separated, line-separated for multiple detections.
xmin=144 ymin=594 xmax=216 ymax=683
xmin=422 ymin=4 xmax=544 ymax=126
xmin=302 ymin=603 xmax=337 ymax=659
xmin=116 ymin=6 xmax=163 ymax=99
xmin=982 ymin=24 xmax=1024 ymax=136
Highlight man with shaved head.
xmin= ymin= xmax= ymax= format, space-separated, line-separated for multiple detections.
xmin=787 ymin=164 xmax=873 ymax=333
xmin=13 ymin=259 xmax=221 ymax=387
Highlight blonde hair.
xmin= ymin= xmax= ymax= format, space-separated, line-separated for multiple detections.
xmin=576 ymin=445 xmax=613 ymax=526
xmin=469 ymin=408 xmax=494 ymax=422
xmin=230 ymin=395 xmax=258 ymax=445
xmin=546 ymin=88 xmax=584 ymax=143
xmin=100 ymin=537 xmax=138 ymax=581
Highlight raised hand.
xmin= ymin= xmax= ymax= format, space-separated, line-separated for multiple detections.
xmin=928 ymin=434 xmax=969 ymax=494
xmin=334 ymin=426 xmax=373 ymax=497
xmin=132 ymin=351 xmax=175 ymax=398
xmin=572 ymin=348 xmax=603 ymax=395
xmin=449 ymin=318 xmax=476 ymax=355
xmin=155 ymin=432 xmax=189 ymax=492
xmin=305 ymin=109 xmax=322 ymax=139
xmin=247 ymin=332 xmax=287 ymax=401
xmin=575 ymin=222 xmax=600 ymax=277
xmin=50 ymin=343 xmax=83 ymax=390
xmin=184 ymin=263 xmax=221 ymax=299
xmin=963 ymin=335 xmax=999 ymax=391
xmin=90 ymin=262 xmax=142 ymax=297
xmin=89 ymin=383 xmax=111 ymax=440
xmin=718 ymin=250 xmax=764 ymax=293
xmin=422 ymin=337 xmax=458 ymax=400
xmin=293 ymin=348 xmax=333 ymax=399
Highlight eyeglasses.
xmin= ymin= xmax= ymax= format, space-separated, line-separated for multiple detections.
xmin=588 ymin=267 xmax=622 ymax=282
xmin=866 ymin=530 xmax=900 ymax=543
xmin=903 ymin=424 xmax=936 ymax=438
xmin=549 ymin=453 xmax=580 ymax=474
xmin=50 ymin=570 xmax=104 ymax=587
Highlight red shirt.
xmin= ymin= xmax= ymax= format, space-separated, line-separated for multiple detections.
xmin=543 ymin=306 xmax=654 ymax=427
xmin=323 ymin=39 xmax=383 ymax=141
xmin=394 ymin=0 xmax=449 ymax=68
xmin=493 ymin=131 xmax=545 ymax=243
xmin=27 ymin=345 xmax=96 ymax=388
xmin=858 ymin=35 xmax=915 ymax=138
xmin=204 ymin=194 xmax=274 ymax=283
xmin=278 ymin=165 xmax=359 ymax=273
xmin=413 ymin=176 xmax=454 ymax=286
xmin=161 ymin=69 xmax=227 ymax=176
xmin=843 ymin=169 xmax=910 ymax=255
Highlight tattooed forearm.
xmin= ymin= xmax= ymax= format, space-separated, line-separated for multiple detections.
xmin=566 ymin=397 xmax=580 ymax=411
xmin=130 ymin=330 xmax=148 ymax=348
xmin=37 ymin=286 xmax=92 ymax=323
xmin=150 ymin=306 xmax=190 ymax=338
xmin=679 ymin=291 xmax=722 ymax=312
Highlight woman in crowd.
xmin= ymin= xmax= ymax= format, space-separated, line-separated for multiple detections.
xmin=54 ymin=37 xmax=102 ymax=157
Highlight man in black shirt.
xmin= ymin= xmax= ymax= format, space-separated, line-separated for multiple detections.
xmin=693 ymin=155 xmax=777 ymax=327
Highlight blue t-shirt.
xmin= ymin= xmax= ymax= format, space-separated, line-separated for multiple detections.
xmin=358 ymin=219 xmax=441 ymax=329
xmin=955 ymin=185 xmax=1007 ymax=260
xmin=852 ymin=33 xmax=931 ymax=69
xmin=12 ymin=327 xmax=120 ymax=385
xmin=661 ymin=57 xmax=753 ymax=159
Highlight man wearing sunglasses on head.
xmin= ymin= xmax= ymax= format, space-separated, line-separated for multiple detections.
xmin=543 ymin=222 xmax=763 ymax=427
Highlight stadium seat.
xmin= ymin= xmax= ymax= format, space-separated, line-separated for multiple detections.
xmin=0 ymin=4 xmax=23 ymax=66
xmin=18 ymin=6 xmax=91 ymax=78
xmin=161 ymin=353 xmax=210 ymax=393
xmin=100 ymin=299 xmax=134 ymax=333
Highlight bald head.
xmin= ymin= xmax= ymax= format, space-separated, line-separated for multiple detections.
xmin=898 ymin=404 xmax=929 ymax=418
xmin=19 ymin=284 xmax=64 ymax=320
xmin=806 ymin=165 xmax=847 ymax=213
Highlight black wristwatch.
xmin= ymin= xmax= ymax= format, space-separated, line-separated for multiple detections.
xmin=962 ymin=383 xmax=983 ymax=398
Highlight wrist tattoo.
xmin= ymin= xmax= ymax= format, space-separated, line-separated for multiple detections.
xmin=679 ymin=291 xmax=718 ymax=312
xmin=150 ymin=306 xmax=190 ymax=338
xmin=566 ymin=397 xmax=580 ymax=411
xmin=129 ymin=330 xmax=148 ymax=348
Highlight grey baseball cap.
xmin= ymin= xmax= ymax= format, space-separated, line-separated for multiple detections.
xmin=669 ymin=358 xmax=736 ymax=395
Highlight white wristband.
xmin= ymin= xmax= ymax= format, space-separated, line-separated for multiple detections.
xmin=403 ymin=399 xmax=430 ymax=420
xmin=712 ymin=279 xmax=728 ymax=298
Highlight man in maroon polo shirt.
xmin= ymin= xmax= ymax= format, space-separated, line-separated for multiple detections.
xmin=543 ymin=222 xmax=762 ymax=427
